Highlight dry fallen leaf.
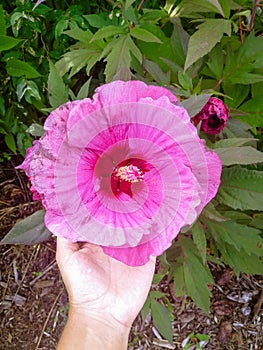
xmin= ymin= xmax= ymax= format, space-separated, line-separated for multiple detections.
xmin=218 ymin=320 xmax=232 ymax=344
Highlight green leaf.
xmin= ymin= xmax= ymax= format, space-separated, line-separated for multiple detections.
xmin=56 ymin=46 xmax=102 ymax=78
xmin=185 ymin=19 xmax=231 ymax=70
xmin=238 ymin=98 xmax=263 ymax=128
xmin=172 ymin=262 xmax=186 ymax=296
xmin=63 ymin=26 xmax=93 ymax=42
xmin=223 ymin=84 xmax=249 ymax=109
xmin=125 ymin=0 xmax=136 ymax=10
xmin=213 ymin=138 xmax=255 ymax=148
xmin=144 ymin=59 xmax=170 ymax=85
xmin=4 ymin=133 xmax=16 ymax=153
xmin=55 ymin=18 xmax=69 ymax=39
xmin=178 ymin=0 xmax=225 ymax=17
xmin=151 ymin=300 xmax=173 ymax=344
xmin=201 ymin=202 xmax=228 ymax=222
xmin=206 ymin=44 xmax=224 ymax=80
xmin=90 ymin=25 xmax=127 ymax=42
xmin=48 ymin=61 xmax=68 ymax=108
xmin=26 ymin=123 xmax=45 ymax=137
xmin=224 ymin=35 xmax=263 ymax=85
xmin=141 ymin=296 xmax=151 ymax=323
xmin=182 ymin=94 xmax=211 ymax=117
xmin=135 ymin=23 xmax=174 ymax=72
xmin=179 ymin=235 xmax=214 ymax=313
xmin=190 ymin=220 xmax=207 ymax=264
xmin=130 ymin=27 xmax=162 ymax=43
xmin=217 ymin=166 xmax=263 ymax=211
xmin=141 ymin=9 xmax=167 ymax=22
xmin=76 ymin=77 xmax=92 ymax=100
xmin=178 ymin=70 xmax=193 ymax=90
xmin=0 ymin=5 xmax=6 ymax=35
xmin=223 ymin=118 xmax=253 ymax=139
xmin=215 ymin=146 xmax=263 ymax=166
xmin=103 ymin=34 xmax=142 ymax=82
xmin=205 ymin=220 xmax=263 ymax=275
xmin=170 ymin=23 xmax=189 ymax=68
xmin=0 ymin=35 xmax=22 ymax=51
xmin=250 ymin=213 xmax=263 ymax=230
xmin=6 ymin=59 xmax=41 ymax=78
xmin=0 ymin=210 xmax=52 ymax=245
xmin=84 ymin=14 xmax=106 ymax=29
xmin=208 ymin=221 xmax=263 ymax=256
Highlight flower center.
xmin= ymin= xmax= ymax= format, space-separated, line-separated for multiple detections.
xmin=113 ymin=164 xmax=144 ymax=183
xmin=110 ymin=158 xmax=147 ymax=199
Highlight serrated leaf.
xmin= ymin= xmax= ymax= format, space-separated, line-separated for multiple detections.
xmin=90 ymin=25 xmax=127 ymax=42
xmin=48 ymin=61 xmax=68 ymax=108
xmin=130 ymin=27 xmax=162 ymax=43
xmin=205 ymin=220 xmax=263 ymax=275
xmin=221 ymin=210 xmax=252 ymax=225
xmin=0 ymin=210 xmax=52 ymax=245
xmin=190 ymin=220 xmax=207 ymax=264
xmin=172 ymin=263 xmax=186 ymax=296
xmin=217 ymin=166 xmax=263 ymax=211
xmin=207 ymin=221 xmax=263 ymax=255
xmin=185 ymin=19 xmax=231 ymax=70
xmin=0 ymin=35 xmax=22 ymax=51
xmin=213 ymin=138 xmax=255 ymax=148
xmin=215 ymin=146 xmax=263 ymax=166
xmin=224 ymin=35 xmax=263 ymax=85
xmin=56 ymin=47 xmax=102 ymax=78
xmin=201 ymin=202 xmax=228 ymax=222
xmin=6 ymin=59 xmax=41 ymax=78
xmin=151 ymin=300 xmax=173 ymax=343
xmin=103 ymin=34 xmax=142 ymax=82
xmin=179 ymin=235 xmax=213 ymax=313
xmin=182 ymin=94 xmax=211 ymax=117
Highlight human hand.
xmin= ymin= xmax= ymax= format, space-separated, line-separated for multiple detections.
xmin=56 ymin=237 xmax=156 ymax=349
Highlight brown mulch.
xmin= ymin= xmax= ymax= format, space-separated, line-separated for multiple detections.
xmin=0 ymin=156 xmax=263 ymax=350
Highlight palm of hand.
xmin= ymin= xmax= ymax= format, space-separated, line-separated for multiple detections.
xmin=56 ymin=238 xmax=156 ymax=327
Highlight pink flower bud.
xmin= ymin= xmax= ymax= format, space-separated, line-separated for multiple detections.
xmin=192 ymin=97 xmax=229 ymax=134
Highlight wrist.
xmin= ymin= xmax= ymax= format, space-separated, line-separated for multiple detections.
xmin=67 ymin=306 xmax=131 ymax=349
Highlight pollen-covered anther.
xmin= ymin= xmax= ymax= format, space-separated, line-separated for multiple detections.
xmin=114 ymin=164 xmax=144 ymax=183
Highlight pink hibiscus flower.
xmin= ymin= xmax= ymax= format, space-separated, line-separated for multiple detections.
xmin=18 ymin=80 xmax=222 ymax=266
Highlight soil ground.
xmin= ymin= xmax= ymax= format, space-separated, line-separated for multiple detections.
xmin=0 ymin=156 xmax=262 ymax=350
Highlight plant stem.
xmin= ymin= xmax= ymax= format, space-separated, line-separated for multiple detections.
xmin=137 ymin=0 xmax=144 ymax=11
xmin=249 ymin=0 xmax=261 ymax=32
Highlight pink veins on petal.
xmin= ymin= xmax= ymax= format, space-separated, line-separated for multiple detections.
xmin=17 ymin=80 xmax=222 ymax=266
